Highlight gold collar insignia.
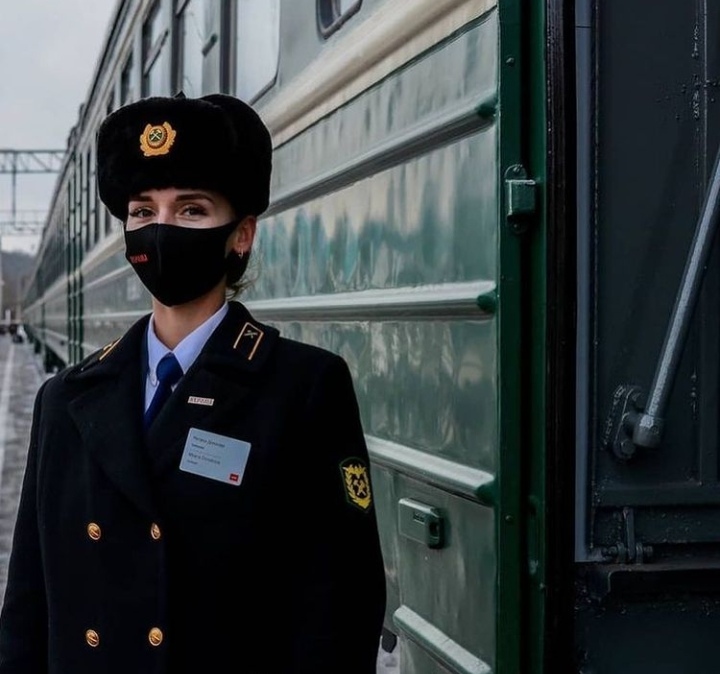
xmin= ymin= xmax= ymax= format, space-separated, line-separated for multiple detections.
xmin=97 ymin=338 xmax=121 ymax=361
xmin=233 ymin=321 xmax=265 ymax=361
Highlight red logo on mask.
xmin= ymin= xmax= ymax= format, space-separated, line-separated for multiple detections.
xmin=129 ymin=254 xmax=149 ymax=264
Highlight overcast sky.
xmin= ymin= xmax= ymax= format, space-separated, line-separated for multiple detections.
xmin=0 ymin=1 xmax=117 ymax=254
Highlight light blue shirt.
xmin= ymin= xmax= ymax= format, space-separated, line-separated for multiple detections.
xmin=144 ymin=303 xmax=229 ymax=412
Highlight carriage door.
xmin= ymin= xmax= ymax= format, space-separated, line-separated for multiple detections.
xmin=575 ymin=1 xmax=720 ymax=671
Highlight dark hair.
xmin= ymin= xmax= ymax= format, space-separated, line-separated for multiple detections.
xmin=226 ymin=248 xmax=259 ymax=299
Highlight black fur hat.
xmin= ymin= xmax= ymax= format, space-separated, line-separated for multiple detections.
xmin=96 ymin=93 xmax=272 ymax=221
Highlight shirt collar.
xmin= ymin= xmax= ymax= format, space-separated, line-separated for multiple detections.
xmin=146 ymin=302 xmax=229 ymax=383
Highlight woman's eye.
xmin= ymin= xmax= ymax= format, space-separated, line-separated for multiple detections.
xmin=181 ymin=205 xmax=208 ymax=216
xmin=128 ymin=207 xmax=153 ymax=218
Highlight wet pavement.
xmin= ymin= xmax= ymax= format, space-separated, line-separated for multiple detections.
xmin=0 ymin=336 xmax=46 ymax=605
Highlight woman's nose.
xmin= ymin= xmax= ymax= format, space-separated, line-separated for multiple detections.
xmin=156 ymin=207 xmax=176 ymax=224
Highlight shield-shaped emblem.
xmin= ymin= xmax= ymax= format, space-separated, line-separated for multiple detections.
xmin=340 ymin=458 xmax=372 ymax=511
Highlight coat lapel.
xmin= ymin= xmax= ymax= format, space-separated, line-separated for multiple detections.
xmin=145 ymin=301 xmax=279 ymax=476
xmin=67 ymin=315 xmax=157 ymax=517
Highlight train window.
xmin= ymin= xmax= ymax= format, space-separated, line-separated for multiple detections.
xmin=200 ymin=0 xmax=221 ymax=94
xmin=79 ymin=158 xmax=89 ymax=252
xmin=317 ymin=0 xmax=361 ymax=37
xmin=175 ymin=0 xmax=205 ymax=97
xmin=142 ymin=1 xmax=170 ymax=96
xmin=65 ymin=185 xmax=72 ymax=272
xmin=102 ymin=94 xmax=115 ymax=235
xmin=103 ymin=185 xmax=113 ymax=236
xmin=88 ymin=146 xmax=99 ymax=245
xmin=234 ymin=0 xmax=279 ymax=102
xmin=69 ymin=173 xmax=77 ymax=263
xmin=120 ymin=54 xmax=135 ymax=104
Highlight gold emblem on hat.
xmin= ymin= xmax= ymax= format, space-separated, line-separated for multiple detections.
xmin=139 ymin=122 xmax=176 ymax=157
xmin=340 ymin=459 xmax=372 ymax=511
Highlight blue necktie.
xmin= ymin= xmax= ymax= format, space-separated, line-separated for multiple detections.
xmin=144 ymin=353 xmax=183 ymax=430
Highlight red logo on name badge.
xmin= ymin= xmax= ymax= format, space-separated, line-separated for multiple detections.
xmin=129 ymin=253 xmax=149 ymax=264
xmin=229 ymin=473 xmax=239 ymax=482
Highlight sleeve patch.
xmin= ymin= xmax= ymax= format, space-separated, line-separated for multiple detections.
xmin=339 ymin=458 xmax=373 ymax=511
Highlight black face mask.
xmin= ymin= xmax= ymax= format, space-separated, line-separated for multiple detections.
xmin=124 ymin=220 xmax=240 ymax=306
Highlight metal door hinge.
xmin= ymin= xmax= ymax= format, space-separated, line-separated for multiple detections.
xmin=601 ymin=506 xmax=654 ymax=564
xmin=505 ymin=164 xmax=537 ymax=233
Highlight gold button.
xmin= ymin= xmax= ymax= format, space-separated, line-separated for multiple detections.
xmin=150 ymin=523 xmax=161 ymax=540
xmin=85 ymin=629 xmax=100 ymax=647
xmin=148 ymin=627 xmax=163 ymax=646
xmin=87 ymin=523 xmax=102 ymax=541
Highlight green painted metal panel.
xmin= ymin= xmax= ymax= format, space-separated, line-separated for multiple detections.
xmin=495 ymin=0 xmax=545 ymax=672
xmin=246 ymin=6 xmax=530 ymax=674
xmin=82 ymin=249 xmax=129 ymax=286
xmin=523 ymin=1 xmax=548 ymax=672
xmin=254 ymin=131 xmax=498 ymax=296
xmin=273 ymin=319 xmax=497 ymax=471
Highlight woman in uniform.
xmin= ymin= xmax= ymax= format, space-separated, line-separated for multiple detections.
xmin=0 ymin=93 xmax=386 ymax=674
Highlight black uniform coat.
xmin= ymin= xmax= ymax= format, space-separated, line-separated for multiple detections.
xmin=0 ymin=301 xmax=386 ymax=674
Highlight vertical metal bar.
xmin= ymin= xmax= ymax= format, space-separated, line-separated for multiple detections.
xmin=574 ymin=0 xmax=594 ymax=561
xmin=10 ymin=152 xmax=16 ymax=227
xmin=498 ymin=1 xmax=525 ymax=671
xmin=0 ymin=152 xmax=14 ymax=320
xmin=633 ymin=141 xmax=720 ymax=447
xmin=696 ymin=0 xmax=718 ymax=484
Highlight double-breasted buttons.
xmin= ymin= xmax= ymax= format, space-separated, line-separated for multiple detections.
xmin=85 ymin=629 xmax=100 ymax=647
xmin=87 ymin=523 xmax=102 ymax=541
xmin=148 ymin=627 xmax=164 ymax=646
xmin=150 ymin=523 xmax=162 ymax=540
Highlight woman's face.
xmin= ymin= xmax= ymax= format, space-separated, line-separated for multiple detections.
xmin=126 ymin=187 xmax=236 ymax=231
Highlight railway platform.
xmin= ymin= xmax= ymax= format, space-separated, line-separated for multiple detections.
xmin=0 ymin=336 xmax=400 ymax=673
xmin=0 ymin=335 xmax=47 ymax=606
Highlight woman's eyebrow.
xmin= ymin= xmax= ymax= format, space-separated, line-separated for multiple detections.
xmin=128 ymin=193 xmax=215 ymax=203
xmin=175 ymin=192 xmax=215 ymax=202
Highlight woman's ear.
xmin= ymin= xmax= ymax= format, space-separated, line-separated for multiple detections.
xmin=230 ymin=215 xmax=257 ymax=254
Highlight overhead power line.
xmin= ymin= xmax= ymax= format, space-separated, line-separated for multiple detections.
xmin=0 ymin=210 xmax=48 ymax=235
xmin=0 ymin=150 xmax=65 ymax=174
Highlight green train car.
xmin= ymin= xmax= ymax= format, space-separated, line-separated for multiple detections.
xmin=21 ymin=0 xmax=720 ymax=672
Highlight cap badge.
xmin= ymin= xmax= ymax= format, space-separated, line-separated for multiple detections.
xmin=139 ymin=122 xmax=176 ymax=157
xmin=340 ymin=458 xmax=373 ymax=511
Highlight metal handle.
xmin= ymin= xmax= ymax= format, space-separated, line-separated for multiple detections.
xmin=605 ymin=140 xmax=720 ymax=458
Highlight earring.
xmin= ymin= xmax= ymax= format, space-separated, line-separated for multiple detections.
xmin=238 ymin=250 xmax=245 ymax=260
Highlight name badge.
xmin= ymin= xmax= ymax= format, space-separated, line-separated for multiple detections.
xmin=179 ymin=427 xmax=251 ymax=486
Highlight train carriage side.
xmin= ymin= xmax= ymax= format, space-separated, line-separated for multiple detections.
xmin=250 ymin=1 xmax=544 ymax=673
xmin=23 ymin=148 xmax=75 ymax=372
